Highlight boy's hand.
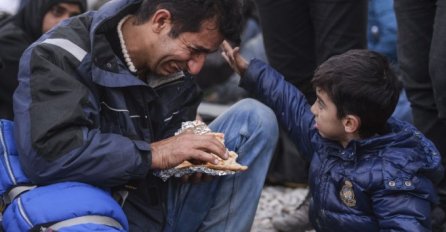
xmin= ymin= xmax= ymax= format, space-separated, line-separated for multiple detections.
xmin=221 ymin=40 xmax=248 ymax=77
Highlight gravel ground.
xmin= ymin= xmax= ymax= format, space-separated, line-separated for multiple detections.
xmin=251 ymin=186 xmax=314 ymax=232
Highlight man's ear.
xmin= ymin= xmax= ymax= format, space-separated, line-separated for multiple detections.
xmin=151 ymin=9 xmax=172 ymax=33
xmin=343 ymin=114 xmax=361 ymax=134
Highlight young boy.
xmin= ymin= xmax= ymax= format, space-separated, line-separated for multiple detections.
xmin=221 ymin=41 xmax=443 ymax=231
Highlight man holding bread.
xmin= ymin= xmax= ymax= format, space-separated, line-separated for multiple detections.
xmin=12 ymin=0 xmax=278 ymax=231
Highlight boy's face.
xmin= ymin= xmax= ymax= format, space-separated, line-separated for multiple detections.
xmin=311 ymin=88 xmax=349 ymax=144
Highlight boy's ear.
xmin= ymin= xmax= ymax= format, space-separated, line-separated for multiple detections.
xmin=343 ymin=114 xmax=361 ymax=134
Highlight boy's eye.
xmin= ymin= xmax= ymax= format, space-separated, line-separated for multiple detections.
xmin=317 ymin=99 xmax=324 ymax=109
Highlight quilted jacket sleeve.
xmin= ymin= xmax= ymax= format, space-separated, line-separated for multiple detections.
xmin=240 ymin=59 xmax=317 ymax=160
xmin=13 ymin=37 xmax=151 ymax=188
xmin=371 ymin=183 xmax=433 ymax=231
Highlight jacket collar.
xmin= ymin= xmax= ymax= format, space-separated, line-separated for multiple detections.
xmin=88 ymin=0 xmax=144 ymax=88
xmin=324 ymin=118 xmax=428 ymax=161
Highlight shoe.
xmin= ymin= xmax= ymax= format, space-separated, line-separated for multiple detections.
xmin=272 ymin=193 xmax=313 ymax=232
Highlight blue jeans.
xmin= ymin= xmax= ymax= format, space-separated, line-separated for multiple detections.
xmin=164 ymin=99 xmax=279 ymax=232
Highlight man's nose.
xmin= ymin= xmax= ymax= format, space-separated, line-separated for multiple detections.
xmin=187 ymin=54 xmax=206 ymax=75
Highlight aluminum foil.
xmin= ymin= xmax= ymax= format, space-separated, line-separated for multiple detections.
xmin=154 ymin=121 xmax=238 ymax=181
xmin=174 ymin=120 xmax=212 ymax=135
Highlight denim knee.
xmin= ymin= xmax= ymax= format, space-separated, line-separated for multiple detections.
xmin=235 ymin=98 xmax=279 ymax=137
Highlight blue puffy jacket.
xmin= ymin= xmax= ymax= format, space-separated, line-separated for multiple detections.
xmin=241 ymin=59 xmax=444 ymax=231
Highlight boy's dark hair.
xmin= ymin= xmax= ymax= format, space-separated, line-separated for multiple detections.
xmin=312 ymin=49 xmax=402 ymax=138
xmin=134 ymin=0 xmax=242 ymax=45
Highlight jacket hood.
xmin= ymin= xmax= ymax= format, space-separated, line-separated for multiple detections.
xmin=89 ymin=0 xmax=141 ymax=40
xmin=13 ymin=0 xmax=87 ymax=41
xmin=88 ymin=0 xmax=142 ymax=76
xmin=359 ymin=118 xmax=439 ymax=153
xmin=349 ymin=118 xmax=443 ymax=183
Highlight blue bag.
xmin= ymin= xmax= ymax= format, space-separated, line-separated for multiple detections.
xmin=0 ymin=119 xmax=28 ymax=195
xmin=1 ymin=119 xmax=129 ymax=231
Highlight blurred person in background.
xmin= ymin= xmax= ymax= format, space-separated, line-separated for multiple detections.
xmin=0 ymin=0 xmax=86 ymax=120
xmin=0 ymin=0 xmax=20 ymax=15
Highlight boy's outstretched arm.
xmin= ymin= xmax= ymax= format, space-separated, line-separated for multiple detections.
xmin=221 ymin=40 xmax=316 ymax=161
xmin=221 ymin=40 xmax=248 ymax=76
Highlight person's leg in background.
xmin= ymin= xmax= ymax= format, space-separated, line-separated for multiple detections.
xmin=311 ymin=0 xmax=368 ymax=65
xmin=428 ymin=0 xmax=446 ymax=160
xmin=394 ymin=0 xmax=446 ymax=230
xmin=394 ymin=0 xmax=435 ymax=136
xmin=255 ymin=0 xmax=316 ymax=102
xmin=164 ymin=99 xmax=278 ymax=232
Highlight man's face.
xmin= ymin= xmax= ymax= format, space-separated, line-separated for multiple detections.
xmin=42 ymin=3 xmax=81 ymax=33
xmin=311 ymin=88 xmax=347 ymax=142
xmin=148 ymin=19 xmax=224 ymax=76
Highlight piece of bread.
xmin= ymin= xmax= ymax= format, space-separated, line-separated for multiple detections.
xmin=174 ymin=133 xmax=248 ymax=172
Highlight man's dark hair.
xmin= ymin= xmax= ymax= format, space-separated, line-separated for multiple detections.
xmin=312 ymin=49 xmax=402 ymax=138
xmin=134 ymin=0 xmax=242 ymax=44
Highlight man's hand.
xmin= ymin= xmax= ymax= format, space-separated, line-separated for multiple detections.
xmin=221 ymin=40 xmax=248 ymax=77
xmin=150 ymin=132 xmax=228 ymax=170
